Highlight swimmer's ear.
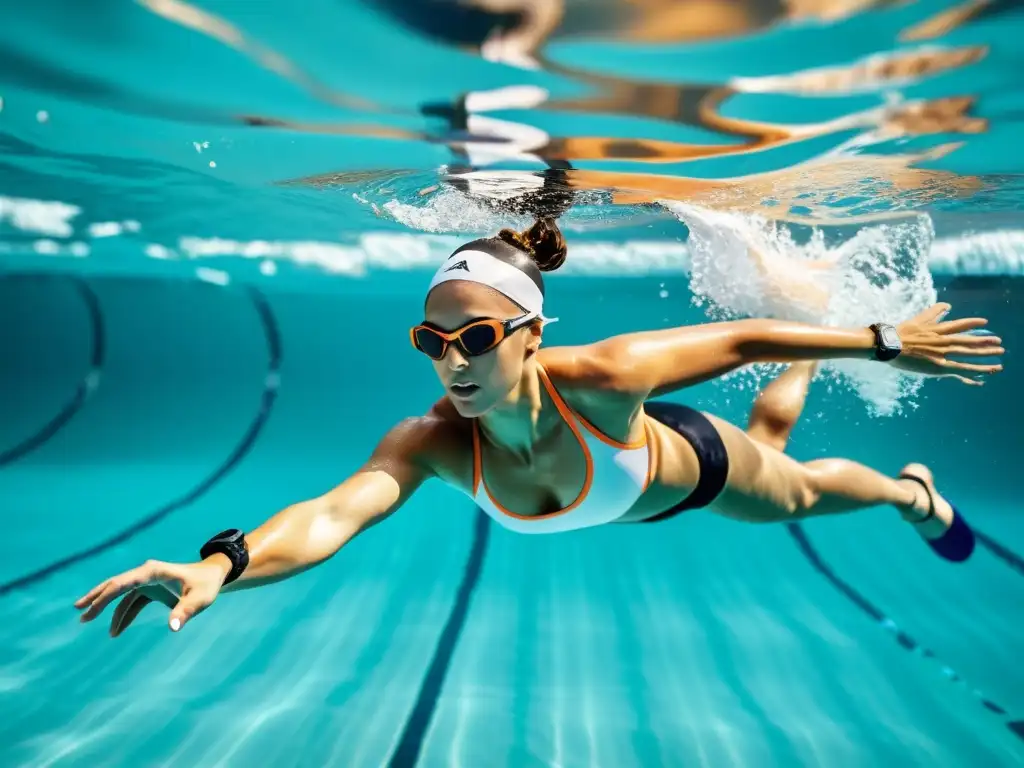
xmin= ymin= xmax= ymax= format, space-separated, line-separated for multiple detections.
xmin=524 ymin=321 xmax=543 ymax=355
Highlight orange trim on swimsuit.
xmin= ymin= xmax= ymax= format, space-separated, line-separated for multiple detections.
xmin=472 ymin=378 xmax=595 ymax=520
xmin=471 ymin=419 xmax=482 ymax=495
xmin=468 ymin=365 xmax=656 ymax=524
xmin=642 ymin=416 xmax=656 ymax=492
xmin=536 ymin=365 xmax=648 ymax=450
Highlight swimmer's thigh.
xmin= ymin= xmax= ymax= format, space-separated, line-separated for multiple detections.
xmin=705 ymin=413 xmax=813 ymax=523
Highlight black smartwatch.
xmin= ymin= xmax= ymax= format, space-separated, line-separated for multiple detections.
xmin=199 ymin=528 xmax=249 ymax=585
xmin=869 ymin=323 xmax=903 ymax=362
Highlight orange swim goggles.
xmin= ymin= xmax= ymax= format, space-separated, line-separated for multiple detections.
xmin=410 ymin=314 xmax=537 ymax=360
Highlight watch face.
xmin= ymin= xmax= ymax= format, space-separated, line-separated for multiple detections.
xmin=881 ymin=327 xmax=901 ymax=349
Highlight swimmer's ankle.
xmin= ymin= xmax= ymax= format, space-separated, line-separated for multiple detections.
xmin=894 ymin=478 xmax=928 ymax=522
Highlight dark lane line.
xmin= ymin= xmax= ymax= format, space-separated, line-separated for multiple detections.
xmin=787 ymin=522 xmax=1023 ymax=742
xmin=0 ymin=277 xmax=104 ymax=467
xmin=0 ymin=286 xmax=281 ymax=597
xmin=388 ymin=509 xmax=491 ymax=768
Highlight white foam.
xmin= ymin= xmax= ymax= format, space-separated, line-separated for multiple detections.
xmin=32 ymin=239 xmax=61 ymax=255
xmin=1 ymin=194 xmax=1021 ymax=278
xmin=129 ymin=228 xmax=1024 ymax=281
xmin=381 ymin=183 xmax=518 ymax=234
xmin=0 ymin=196 xmax=81 ymax=237
xmin=931 ymin=230 xmax=1024 ymax=275
xmin=195 ymin=266 xmax=230 ymax=286
xmin=144 ymin=243 xmax=175 ymax=260
xmin=664 ymin=201 xmax=939 ymax=416
xmin=88 ymin=222 xmax=125 ymax=238
xmin=177 ymin=236 xmax=368 ymax=275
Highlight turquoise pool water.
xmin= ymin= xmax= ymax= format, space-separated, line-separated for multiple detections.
xmin=1 ymin=1 xmax=1023 ymax=766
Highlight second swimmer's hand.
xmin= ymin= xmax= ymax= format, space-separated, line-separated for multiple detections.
xmin=74 ymin=558 xmax=230 ymax=637
xmin=892 ymin=303 xmax=1004 ymax=385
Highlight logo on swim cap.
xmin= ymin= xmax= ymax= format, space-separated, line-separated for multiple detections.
xmin=444 ymin=260 xmax=469 ymax=273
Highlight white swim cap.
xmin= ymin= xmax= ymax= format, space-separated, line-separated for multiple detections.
xmin=427 ymin=247 xmax=557 ymax=325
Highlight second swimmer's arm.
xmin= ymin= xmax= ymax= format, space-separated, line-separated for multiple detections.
xmin=216 ymin=417 xmax=435 ymax=592
xmin=562 ymin=318 xmax=877 ymax=397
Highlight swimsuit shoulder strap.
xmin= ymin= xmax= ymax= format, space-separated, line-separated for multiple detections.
xmin=536 ymin=364 xmax=646 ymax=450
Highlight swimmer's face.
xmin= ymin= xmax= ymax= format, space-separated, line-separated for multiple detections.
xmin=422 ymin=281 xmax=541 ymax=418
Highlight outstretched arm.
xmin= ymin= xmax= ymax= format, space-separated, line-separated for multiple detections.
xmin=75 ymin=416 xmax=441 ymax=633
xmin=548 ymin=303 xmax=1002 ymax=399
xmin=220 ymin=416 xmax=436 ymax=592
xmin=589 ymin=318 xmax=877 ymax=396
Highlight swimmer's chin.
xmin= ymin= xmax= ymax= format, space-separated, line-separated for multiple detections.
xmin=446 ymin=393 xmax=491 ymax=418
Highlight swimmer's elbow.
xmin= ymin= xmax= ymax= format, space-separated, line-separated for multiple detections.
xmin=731 ymin=318 xmax=776 ymax=360
xmin=586 ymin=322 xmax=755 ymax=395
xmin=312 ymin=419 xmax=437 ymax=548
xmin=294 ymin=474 xmax=406 ymax=564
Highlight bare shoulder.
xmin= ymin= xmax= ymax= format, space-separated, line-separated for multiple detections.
xmin=537 ymin=343 xmax=639 ymax=396
xmin=371 ymin=398 xmax=474 ymax=490
xmin=537 ymin=344 xmax=619 ymax=389
xmin=535 ymin=346 xmax=646 ymax=439
xmin=380 ymin=399 xmax=471 ymax=456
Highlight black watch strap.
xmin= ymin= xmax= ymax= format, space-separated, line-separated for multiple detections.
xmin=199 ymin=528 xmax=249 ymax=585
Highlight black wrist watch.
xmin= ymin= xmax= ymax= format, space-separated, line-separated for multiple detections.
xmin=199 ymin=528 xmax=249 ymax=585
xmin=869 ymin=322 xmax=903 ymax=362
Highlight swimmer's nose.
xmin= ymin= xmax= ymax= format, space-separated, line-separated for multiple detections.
xmin=445 ymin=344 xmax=469 ymax=371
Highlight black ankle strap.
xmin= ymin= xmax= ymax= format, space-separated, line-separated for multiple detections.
xmin=899 ymin=474 xmax=935 ymax=524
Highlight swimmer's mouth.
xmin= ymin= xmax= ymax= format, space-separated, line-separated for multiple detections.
xmin=450 ymin=382 xmax=480 ymax=398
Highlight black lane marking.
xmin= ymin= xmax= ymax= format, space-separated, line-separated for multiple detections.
xmin=0 ymin=277 xmax=104 ymax=467
xmin=388 ymin=509 xmax=491 ymax=768
xmin=0 ymin=286 xmax=281 ymax=597
xmin=787 ymin=522 xmax=1023 ymax=741
xmin=975 ymin=529 xmax=1024 ymax=579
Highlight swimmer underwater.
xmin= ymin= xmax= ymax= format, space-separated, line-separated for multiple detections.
xmin=76 ymin=218 xmax=1005 ymax=636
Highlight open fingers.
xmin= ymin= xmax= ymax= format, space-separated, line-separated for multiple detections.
xmin=79 ymin=578 xmax=142 ymax=623
xmin=946 ymin=331 xmax=1002 ymax=348
xmin=77 ymin=561 xmax=182 ymax=623
xmin=934 ymin=345 xmax=1005 ymax=357
xmin=75 ymin=580 xmax=113 ymax=610
xmin=919 ymin=302 xmax=952 ymax=322
xmin=936 ymin=317 xmax=988 ymax=334
xmin=941 ymin=360 xmax=1003 ymax=375
xmin=948 ymin=374 xmax=985 ymax=387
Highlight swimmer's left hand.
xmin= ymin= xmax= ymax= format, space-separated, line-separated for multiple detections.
xmin=893 ymin=303 xmax=1005 ymax=385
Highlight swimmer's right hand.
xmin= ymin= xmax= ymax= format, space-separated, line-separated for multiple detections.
xmin=74 ymin=558 xmax=230 ymax=637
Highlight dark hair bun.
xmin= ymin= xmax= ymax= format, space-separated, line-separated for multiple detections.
xmin=496 ymin=218 xmax=567 ymax=272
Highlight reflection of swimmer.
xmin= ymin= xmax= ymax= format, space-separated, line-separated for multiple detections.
xmin=138 ymin=0 xmax=391 ymax=113
xmin=383 ymin=0 xmax=911 ymax=52
xmin=377 ymin=0 xmax=990 ymax=146
xmin=257 ymin=43 xmax=989 ymax=170
xmin=536 ymin=45 xmax=989 ymax=155
xmin=901 ymin=0 xmax=1016 ymax=42
xmin=252 ymin=1 xmax=991 ymax=211
xmin=76 ymin=218 xmax=1003 ymax=636
xmin=567 ymin=140 xmax=985 ymax=222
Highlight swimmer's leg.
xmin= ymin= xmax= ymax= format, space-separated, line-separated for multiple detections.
xmin=712 ymin=414 xmax=976 ymax=562
xmin=731 ymin=361 xmax=974 ymax=561
xmin=802 ymin=459 xmax=975 ymax=562
xmin=746 ymin=361 xmax=817 ymax=451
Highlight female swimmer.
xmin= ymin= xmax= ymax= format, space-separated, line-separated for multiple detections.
xmin=75 ymin=218 xmax=1004 ymax=636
